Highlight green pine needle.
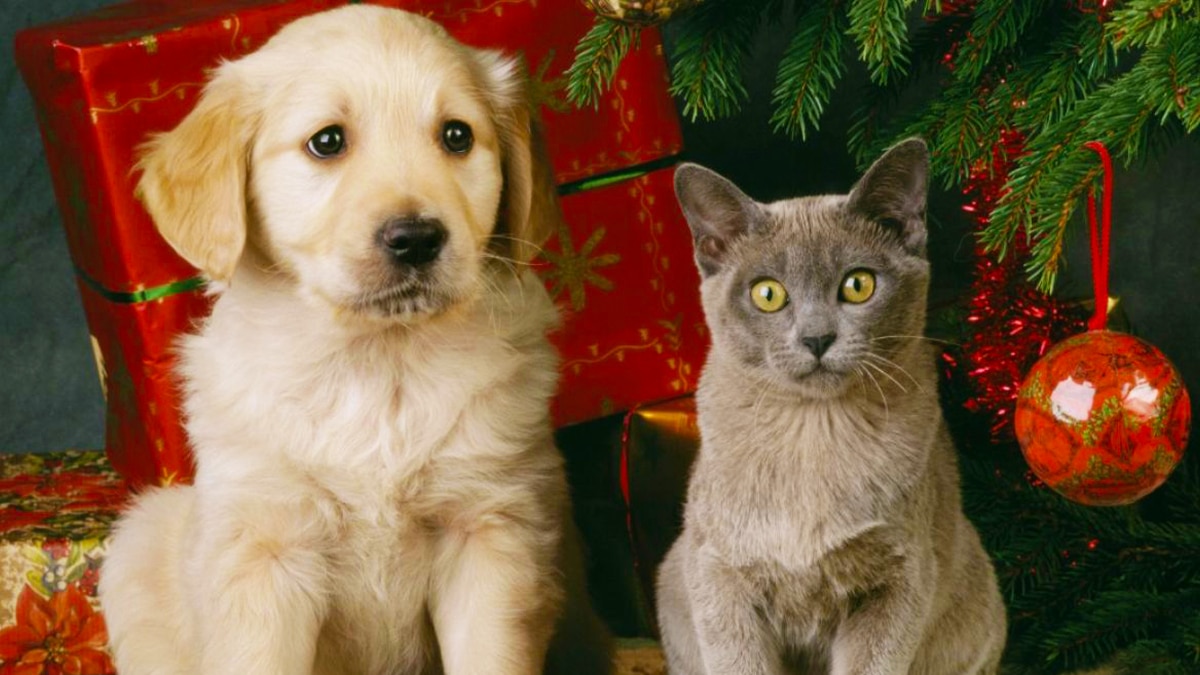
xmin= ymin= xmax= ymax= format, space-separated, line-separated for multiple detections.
xmin=1110 ymin=0 xmax=1198 ymax=50
xmin=1009 ymin=16 xmax=1111 ymax=134
xmin=769 ymin=0 xmax=847 ymax=140
xmin=847 ymin=0 xmax=914 ymax=84
xmin=1140 ymin=21 xmax=1200 ymax=132
xmin=566 ymin=19 xmax=639 ymax=110
xmin=847 ymin=8 xmax=975 ymax=166
xmin=952 ymin=0 xmax=1055 ymax=82
xmin=667 ymin=0 xmax=767 ymax=121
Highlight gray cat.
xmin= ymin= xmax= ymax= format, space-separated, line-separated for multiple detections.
xmin=656 ymin=139 xmax=1006 ymax=675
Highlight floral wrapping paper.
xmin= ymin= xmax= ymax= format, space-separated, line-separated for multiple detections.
xmin=16 ymin=0 xmax=688 ymax=487
xmin=0 ymin=451 xmax=126 ymax=675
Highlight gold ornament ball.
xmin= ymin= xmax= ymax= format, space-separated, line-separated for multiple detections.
xmin=581 ymin=0 xmax=705 ymax=25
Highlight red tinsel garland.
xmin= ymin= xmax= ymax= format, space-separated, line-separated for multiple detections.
xmin=928 ymin=0 xmax=1093 ymax=443
xmin=943 ymin=130 xmax=1087 ymax=442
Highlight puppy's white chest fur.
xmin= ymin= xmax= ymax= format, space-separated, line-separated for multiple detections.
xmin=176 ymin=271 xmax=562 ymax=674
xmin=185 ymin=269 xmax=551 ymax=464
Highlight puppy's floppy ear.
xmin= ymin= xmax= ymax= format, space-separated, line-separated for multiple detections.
xmin=136 ymin=62 xmax=256 ymax=283
xmin=473 ymin=50 xmax=561 ymax=265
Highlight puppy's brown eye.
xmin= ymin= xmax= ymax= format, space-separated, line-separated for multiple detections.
xmin=441 ymin=120 xmax=473 ymax=154
xmin=307 ymin=125 xmax=345 ymax=158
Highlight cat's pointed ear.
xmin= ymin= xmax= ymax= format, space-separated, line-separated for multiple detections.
xmin=675 ymin=163 xmax=763 ymax=276
xmin=847 ymin=138 xmax=929 ymax=256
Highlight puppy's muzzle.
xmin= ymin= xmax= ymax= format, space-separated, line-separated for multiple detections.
xmin=379 ymin=216 xmax=447 ymax=267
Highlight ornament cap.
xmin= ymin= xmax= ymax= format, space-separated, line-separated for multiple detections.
xmin=582 ymin=0 xmax=705 ymax=25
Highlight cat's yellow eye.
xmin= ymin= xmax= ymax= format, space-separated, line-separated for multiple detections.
xmin=840 ymin=270 xmax=876 ymax=304
xmin=750 ymin=278 xmax=789 ymax=313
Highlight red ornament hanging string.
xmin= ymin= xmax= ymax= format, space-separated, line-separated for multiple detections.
xmin=1084 ymin=140 xmax=1111 ymax=331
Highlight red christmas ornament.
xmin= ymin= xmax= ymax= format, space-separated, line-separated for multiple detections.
xmin=1016 ymin=330 xmax=1190 ymax=506
xmin=1014 ymin=142 xmax=1191 ymax=506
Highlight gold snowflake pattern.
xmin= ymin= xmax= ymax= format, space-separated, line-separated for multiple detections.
xmin=529 ymin=50 xmax=570 ymax=114
xmin=541 ymin=224 xmax=621 ymax=312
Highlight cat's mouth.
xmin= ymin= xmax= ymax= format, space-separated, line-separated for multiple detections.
xmin=778 ymin=360 xmax=855 ymax=397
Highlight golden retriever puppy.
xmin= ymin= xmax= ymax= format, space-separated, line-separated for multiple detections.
xmin=97 ymin=6 xmax=612 ymax=675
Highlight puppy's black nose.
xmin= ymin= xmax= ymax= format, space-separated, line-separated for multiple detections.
xmin=801 ymin=333 xmax=836 ymax=359
xmin=379 ymin=217 xmax=446 ymax=267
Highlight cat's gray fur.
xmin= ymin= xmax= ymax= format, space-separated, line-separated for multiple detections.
xmin=657 ymin=139 xmax=1006 ymax=675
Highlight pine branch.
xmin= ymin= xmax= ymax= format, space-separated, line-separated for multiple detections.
xmin=769 ymin=0 xmax=847 ymax=140
xmin=1007 ymin=15 xmax=1111 ymax=134
xmin=1110 ymin=0 xmax=1198 ymax=50
xmin=982 ymin=59 xmax=1148 ymax=289
xmin=667 ymin=0 xmax=768 ymax=121
xmin=848 ymin=7 xmax=975 ymax=166
xmin=952 ymin=0 xmax=1056 ymax=82
xmin=1140 ymin=21 xmax=1200 ymax=131
xmin=1113 ymin=641 xmax=1196 ymax=675
xmin=1018 ymin=63 xmax=1164 ymax=290
xmin=904 ymin=78 xmax=999 ymax=188
xmin=1040 ymin=589 xmax=1197 ymax=670
xmin=566 ymin=0 xmax=1198 ymax=290
xmin=566 ymin=18 xmax=640 ymax=109
xmin=847 ymin=0 xmax=914 ymax=84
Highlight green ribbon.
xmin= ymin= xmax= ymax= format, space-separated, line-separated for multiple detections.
xmin=75 ymin=265 xmax=205 ymax=304
xmin=556 ymin=154 xmax=682 ymax=197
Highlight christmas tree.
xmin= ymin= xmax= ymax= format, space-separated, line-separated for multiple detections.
xmin=568 ymin=0 xmax=1199 ymax=292
xmin=570 ymin=1 xmax=1200 ymax=672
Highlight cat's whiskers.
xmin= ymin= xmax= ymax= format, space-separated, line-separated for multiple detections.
xmin=748 ymin=371 xmax=787 ymax=432
xmin=870 ymin=334 xmax=958 ymax=347
xmin=853 ymin=366 xmax=871 ymax=398
xmin=861 ymin=359 xmax=908 ymax=394
xmin=854 ymin=363 xmax=890 ymax=421
xmin=863 ymin=352 xmax=924 ymax=393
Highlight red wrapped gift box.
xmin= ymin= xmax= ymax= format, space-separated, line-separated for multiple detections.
xmin=75 ymin=281 xmax=211 ymax=486
xmin=548 ymin=169 xmax=707 ymax=428
xmin=17 ymin=0 xmax=687 ymax=487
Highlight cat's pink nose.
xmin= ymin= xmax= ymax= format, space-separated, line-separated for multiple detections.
xmin=802 ymin=334 xmax=836 ymax=358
